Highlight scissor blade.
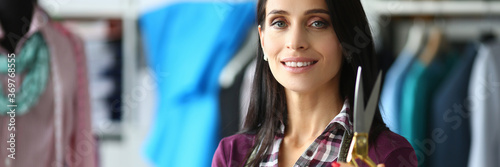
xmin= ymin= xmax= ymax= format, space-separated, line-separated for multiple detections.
xmin=362 ymin=71 xmax=383 ymax=133
xmin=353 ymin=66 xmax=364 ymax=133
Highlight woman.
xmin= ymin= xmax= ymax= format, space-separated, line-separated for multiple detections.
xmin=212 ymin=0 xmax=417 ymax=166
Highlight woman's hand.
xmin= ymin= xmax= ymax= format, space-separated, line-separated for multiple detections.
xmin=331 ymin=162 xmax=385 ymax=167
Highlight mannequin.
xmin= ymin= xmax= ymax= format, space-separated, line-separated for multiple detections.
xmin=0 ymin=0 xmax=35 ymax=53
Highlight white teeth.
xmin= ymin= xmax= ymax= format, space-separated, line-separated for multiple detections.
xmin=284 ymin=61 xmax=314 ymax=67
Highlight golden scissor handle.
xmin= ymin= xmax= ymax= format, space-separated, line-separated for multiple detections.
xmin=348 ymin=132 xmax=376 ymax=167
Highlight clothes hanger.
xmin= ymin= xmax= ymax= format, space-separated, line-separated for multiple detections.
xmin=219 ymin=26 xmax=258 ymax=88
xmin=419 ymin=24 xmax=442 ymax=66
xmin=418 ymin=0 xmax=453 ymax=66
xmin=479 ymin=0 xmax=497 ymax=44
xmin=480 ymin=31 xmax=496 ymax=43
xmin=401 ymin=18 xmax=426 ymax=56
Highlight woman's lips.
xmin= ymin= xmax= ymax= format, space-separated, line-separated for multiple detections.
xmin=280 ymin=57 xmax=318 ymax=73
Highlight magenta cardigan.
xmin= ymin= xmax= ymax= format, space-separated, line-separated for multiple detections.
xmin=212 ymin=130 xmax=418 ymax=167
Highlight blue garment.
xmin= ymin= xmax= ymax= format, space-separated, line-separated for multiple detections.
xmin=468 ymin=40 xmax=500 ymax=167
xmin=400 ymin=52 xmax=458 ymax=166
xmin=429 ymin=43 xmax=477 ymax=167
xmin=380 ymin=51 xmax=416 ymax=134
xmin=400 ymin=59 xmax=425 ymax=146
xmin=140 ymin=1 xmax=256 ymax=166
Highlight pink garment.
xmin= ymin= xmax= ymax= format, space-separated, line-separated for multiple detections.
xmin=0 ymin=6 xmax=96 ymax=167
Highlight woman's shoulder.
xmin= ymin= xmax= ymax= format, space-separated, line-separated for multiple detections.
xmin=369 ymin=130 xmax=418 ymax=166
xmin=373 ymin=130 xmax=414 ymax=150
xmin=212 ymin=133 xmax=256 ymax=167
xmin=223 ymin=133 xmax=255 ymax=141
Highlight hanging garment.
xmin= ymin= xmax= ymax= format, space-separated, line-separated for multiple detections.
xmin=400 ymin=52 xmax=458 ymax=166
xmin=380 ymin=22 xmax=425 ymax=134
xmin=240 ymin=58 xmax=256 ymax=129
xmin=140 ymin=1 xmax=256 ymax=166
xmin=219 ymin=60 xmax=247 ymax=139
xmin=428 ymin=43 xmax=477 ymax=167
xmin=468 ymin=40 xmax=500 ymax=167
xmin=380 ymin=51 xmax=416 ymax=134
xmin=0 ymin=7 xmax=96 ymax=167
xmin=219 ymin=27 xmax=257 ymax=139
xmin=53 ymin=22 xmax=97 ymax=167
xmin=81 ymin=33 xmax=116 ymax=133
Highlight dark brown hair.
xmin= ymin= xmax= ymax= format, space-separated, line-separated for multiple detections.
xmin=242 ymin=0 xmax=388 ymax=166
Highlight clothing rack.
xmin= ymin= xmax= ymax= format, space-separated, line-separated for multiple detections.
xmin=363 ymin=0 xmax=500 ymax=58
xmin=365 ymin=0 xmax=500 ymax=16
xmin=39 ymin=0 xmax=141 ymax=126
xmin=39 ymin=0 xmax=500 ymax=124
xmin=39 ymin=0 xmax=124 ymax=18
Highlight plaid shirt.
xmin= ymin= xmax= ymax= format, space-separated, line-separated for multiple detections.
xmin=259 ymin=100 xmax=353 ymax=167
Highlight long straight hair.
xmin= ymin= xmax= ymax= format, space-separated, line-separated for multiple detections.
xmin=242 ymin=0 xmax=388 ymax=165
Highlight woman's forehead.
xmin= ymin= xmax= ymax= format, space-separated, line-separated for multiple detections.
xmin=264 ymin=0 xmax=329 ymax=15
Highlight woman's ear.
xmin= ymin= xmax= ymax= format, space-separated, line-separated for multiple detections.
xmin=258 ymin=25 xmax=264 ymax=49
xmin=258 ymin=25 xmax=268 ymax=61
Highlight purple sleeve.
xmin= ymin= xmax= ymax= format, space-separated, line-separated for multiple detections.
xmin=212 ymin=139 xmax=229 ymax=167
xmin=368 ymin=131 xmax=418 ymax=167
xmin=383 ymin=148 xmax=418 ymax=167
xmin=212 ymin=134 xmax=255 ymax=167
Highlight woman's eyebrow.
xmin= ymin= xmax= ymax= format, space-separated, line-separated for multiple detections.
xmin=267 ymin=9 xmax=330 ymax=16
xmin=304 ymin=9 xmax=330 ymax=15
xmin=267 ymin=9 xmax=288 ymax=16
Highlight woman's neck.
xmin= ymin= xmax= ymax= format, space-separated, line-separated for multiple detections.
xmin=284 ymin=77 xmax=343 ymax=143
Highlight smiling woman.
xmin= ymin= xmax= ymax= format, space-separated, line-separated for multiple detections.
xmin=212 ymin=0 xmax=418 ymax=166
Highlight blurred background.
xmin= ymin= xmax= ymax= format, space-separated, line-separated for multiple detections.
xmin=0 ymin=0 xmax=499 ymax=167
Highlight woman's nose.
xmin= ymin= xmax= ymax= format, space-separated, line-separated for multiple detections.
xmin=285 ymin=26 xmax=309 ymax=51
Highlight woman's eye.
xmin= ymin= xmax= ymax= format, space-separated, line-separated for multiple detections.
xmin=271 ymin=20 xmax=287 ymax=28
xmin=311 ymin=21 xmax=326 ymax=28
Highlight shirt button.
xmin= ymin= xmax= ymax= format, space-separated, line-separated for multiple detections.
xmin=306 ymin=150 xmax=313 ymax=157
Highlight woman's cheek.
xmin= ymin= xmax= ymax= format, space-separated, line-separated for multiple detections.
xmin=263 ymin=33 xmax=283 ymax=59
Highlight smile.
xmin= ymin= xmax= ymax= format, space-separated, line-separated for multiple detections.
xmin=283 ymin=61 xmax=317 ymax=67
xmin=280 ymin=58 xmax=318 ymax=73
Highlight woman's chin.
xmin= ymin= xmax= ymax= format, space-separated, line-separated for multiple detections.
xmin=282 ymin=83 xmax=319 ymax=94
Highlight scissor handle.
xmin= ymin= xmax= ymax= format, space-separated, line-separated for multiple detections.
xmin=348 ymin=132 xmax=376 ymax=167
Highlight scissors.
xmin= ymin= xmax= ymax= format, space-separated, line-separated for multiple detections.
xmin=347 ymin=66 xmax=382 ymax=167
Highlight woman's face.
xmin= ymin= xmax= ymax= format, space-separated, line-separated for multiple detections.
xmin=259 ymin=0 xmax=343 ymax=93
